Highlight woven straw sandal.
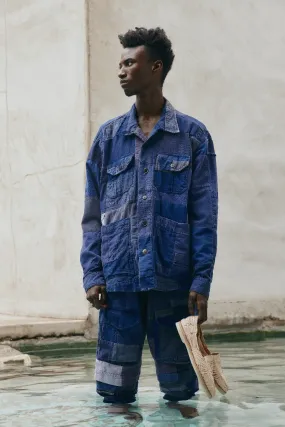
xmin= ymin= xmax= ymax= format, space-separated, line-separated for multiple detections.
xmin=198 ymin=329 xmax=229 ymax=394
xmin=176 ymin=316 xmax=216 ymax=399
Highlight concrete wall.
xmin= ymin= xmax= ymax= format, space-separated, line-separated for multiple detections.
xmin=88 ymin=0 xmax=285 ymax=320
xmin=0 ymin=0 xmax=88 ymax=319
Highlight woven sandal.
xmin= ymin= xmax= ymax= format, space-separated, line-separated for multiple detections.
xmin=198 ymin=328 xmax=229 ymax=394
xmin=176 ymin=316 xmax=216 ymax=399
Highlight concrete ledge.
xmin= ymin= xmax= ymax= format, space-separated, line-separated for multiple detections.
xmin=205 ymin=298 xmax=285 ymax=332
xmin=85 ymin=297 xmax=285 ymax=339
xmin=0 ymin=315 xmax=86 ymax=340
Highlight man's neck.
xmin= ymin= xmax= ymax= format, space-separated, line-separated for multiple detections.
xmin=135 ymin=88 xmax=165 ymax=119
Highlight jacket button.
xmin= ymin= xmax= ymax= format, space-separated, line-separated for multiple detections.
xmin=170 ymin=162 xmax=175 ymax=168
xmin=142 ymin=195 xmax=147 ymax=200
xmin=143 ymin=168 xmax=149 ymax=174
xmin=142 ymin=220 xmax=147 ymax=227
xmin=142 ymin=249 xmax=148 ymax=255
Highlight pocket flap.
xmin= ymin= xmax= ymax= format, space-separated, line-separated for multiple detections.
xmin=107 ymin=154 xmax=134 ymax=176
xmin=155 ymin=154 xmax=190 ymax=172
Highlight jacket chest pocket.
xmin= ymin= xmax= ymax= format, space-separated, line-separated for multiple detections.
xmin=106 ymin=154 xmax=134 ymax=199
xmin=154 ymin=154 xmax=191 ymax=194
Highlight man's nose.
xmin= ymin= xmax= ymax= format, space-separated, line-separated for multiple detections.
xmin=118 ymin=67 xmax=126 ymax=79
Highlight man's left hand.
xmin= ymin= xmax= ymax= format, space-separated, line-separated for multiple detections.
xmin=188 ymin=291 xmax=208 ymax=324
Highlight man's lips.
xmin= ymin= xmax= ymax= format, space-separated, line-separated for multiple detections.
xmin=120 ymin=80 xmax=129 ymax=88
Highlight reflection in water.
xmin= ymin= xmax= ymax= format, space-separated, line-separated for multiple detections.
xmin=167 ymin=402 xmax=199 ymax=419
xmin=108 ymin=404 xmax=143 ymax=425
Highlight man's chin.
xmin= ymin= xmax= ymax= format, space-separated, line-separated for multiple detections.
xmin=122 ymin=88 xmax=136 ymax=97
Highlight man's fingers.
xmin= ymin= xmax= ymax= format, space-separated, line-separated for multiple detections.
xmin=86 ymin=287 xmax=100 ymax=308
xmin=188 ymin=294 xmax=196 ymax=315
xmin=86 ymin=285 xmax=107 ymax=310
xmin=189 ymin=292 xmax=208 ymax=324
xmin=100 ymin=287 xmax=107 ymax=307
xmin=197 ymin=300 xmax=208 ymax=324
xmin=93 ymin=299 xmax=101 ymax=310
xmin=86 ymin=294 xmax=96 ymax=303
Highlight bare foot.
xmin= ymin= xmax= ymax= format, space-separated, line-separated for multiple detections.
xmin=167 ymin=402 xmax=199 ymax=419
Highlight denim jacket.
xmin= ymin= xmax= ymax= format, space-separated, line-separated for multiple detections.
xmin=80 ymin=100 xmax=218 ymax=297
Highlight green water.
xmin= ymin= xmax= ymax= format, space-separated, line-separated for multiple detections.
xmin=0 ymin=338 xmax=284 ymax=426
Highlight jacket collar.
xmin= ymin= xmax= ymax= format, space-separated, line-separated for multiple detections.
xmin=125 ymin=99 xmax=180 ymax=136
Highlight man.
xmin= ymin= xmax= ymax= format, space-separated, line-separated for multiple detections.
xmin=80 ymin=27 xmax=218 ymax=404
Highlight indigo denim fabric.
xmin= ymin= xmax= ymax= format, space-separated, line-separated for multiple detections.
xmin=95 ymin=291 xmax=198 ymax=403
xmin=80 ymin=100 xmax=218 ymax=297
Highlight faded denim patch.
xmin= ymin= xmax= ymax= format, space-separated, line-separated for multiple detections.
xmin=95 ymin=360 xmax=141 ymax=387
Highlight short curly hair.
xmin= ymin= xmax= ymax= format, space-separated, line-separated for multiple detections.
xmin=118 ymin=27 xmax=175 ymax=83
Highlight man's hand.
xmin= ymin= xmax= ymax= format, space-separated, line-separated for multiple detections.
xmin=86 ymin=285 xmax=107 ymax=310
xmin=188 ymin=291 xmax=208 ymax=324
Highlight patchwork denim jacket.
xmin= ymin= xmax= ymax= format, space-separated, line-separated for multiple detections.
xmin=80 ymin=100 xmax=218 ymax=297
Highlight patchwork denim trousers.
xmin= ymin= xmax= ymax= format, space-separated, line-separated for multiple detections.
xmin=95 ymin=291 xmax=198 ymax=403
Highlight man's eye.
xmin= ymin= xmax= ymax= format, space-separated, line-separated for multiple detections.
xmin=126 ymin=61 xmax=133 ymax=66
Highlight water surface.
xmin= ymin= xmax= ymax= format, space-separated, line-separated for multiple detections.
xmin=0 ymin=338 xmax=284 ymax=426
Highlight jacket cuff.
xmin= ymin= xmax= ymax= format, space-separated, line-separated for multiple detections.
xmin=190 ymin=277 xmax=211 ymax=298
xmin=83 ymin=273 xmax=106 ymax=292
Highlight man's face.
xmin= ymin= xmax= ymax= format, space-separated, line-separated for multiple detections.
xmin=118 ymin=46 xmax=155 ymax=97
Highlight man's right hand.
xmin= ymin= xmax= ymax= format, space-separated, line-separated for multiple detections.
xmin=86 ymin=285 xmax=107 ymax=310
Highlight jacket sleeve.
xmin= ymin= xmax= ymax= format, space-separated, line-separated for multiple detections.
xmin=188 ymin=129 xmax=218 ymax=297
xmin=80 ymin=130 xmax=105 ymax=292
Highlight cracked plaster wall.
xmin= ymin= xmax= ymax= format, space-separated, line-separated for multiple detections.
xmin=0 ymin=0 xmax=88 ymax=318
xmin=87 ymin=0 xmax=285 ymax=328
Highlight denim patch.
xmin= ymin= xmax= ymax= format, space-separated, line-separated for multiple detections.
xmin=154 ymin=154 xmax=191 ymax=195
xmin=85 ymin=160 xmax=100 ymax=198
xmin=101 ymin=218 xmax=130 ymax=263
xmin=97 ymin=339 xmax=141 ymax=363
xmin=157 ymin=372 xmax=179 ymax=384
xmin=154 ymin=216 xmax=190 ymax=280
xmin=157 ymin=362 xmax=198 ymax=392
xmin=95 ymin=360 xmax=141 ymax=387
xmin=98 ymin=295 xmax=144 ymax=347
xmin=103 ymin=256 xmax=135 ymax=281
xmin=101 ymin=218 xmax=136 ymax=280
xmin=106 ymin=154 xmax=135 ymax=199
xmin=151 ymin=324 xmax=189 ymax=363
xmin=81 ymin=197 xmax=101 ymax=232
xmin=101 ymin=201 xmax=136 ymax=226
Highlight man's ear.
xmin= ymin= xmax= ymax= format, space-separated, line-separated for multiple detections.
xmin=152 ymin=60 xmax=163 ymax=73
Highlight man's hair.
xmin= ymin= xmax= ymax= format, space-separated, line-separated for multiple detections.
xmin=118 ymin=27 xmax=175 ymax=83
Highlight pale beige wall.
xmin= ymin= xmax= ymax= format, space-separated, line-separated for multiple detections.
xmin=88 ymin=0 xmax=285 ymax=304
xmin=0 ymin=0 xmax=88 ymax=318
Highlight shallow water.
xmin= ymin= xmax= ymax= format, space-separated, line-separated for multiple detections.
xmin=0 ymin=338 xmax=284 ymax=426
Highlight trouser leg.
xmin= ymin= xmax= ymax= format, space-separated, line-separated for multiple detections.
xmin=95 ymin=292 xmax=146 ymax=403
xmin=147 ymin=290 xmax=199 ymax=401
